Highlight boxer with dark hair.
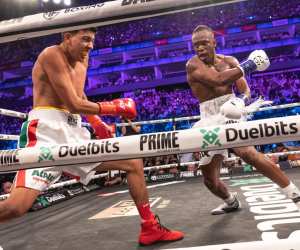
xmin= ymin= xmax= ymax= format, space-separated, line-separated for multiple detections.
xmin=0 ymin=28 xmax=183 ymax=245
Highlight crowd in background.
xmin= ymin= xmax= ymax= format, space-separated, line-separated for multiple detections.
xmin=0 ymin=0 xmax=300 ymax=67
xmin=1 ymin=0 xmax=300 ymax=193
xmin=1 ymin=69 xmax=300 ymax=136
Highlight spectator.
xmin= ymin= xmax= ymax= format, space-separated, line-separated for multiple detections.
xmin=1 ymin=181 xmax=12 ymax=195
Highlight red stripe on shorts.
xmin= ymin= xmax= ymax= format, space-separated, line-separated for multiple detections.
xmin=16 ymin=170 xmax=26 ymax=187
xmin=27 ymin=119 xmax=39 ymax=147
xmin=15 ymin=119 xmax=39 ymax=188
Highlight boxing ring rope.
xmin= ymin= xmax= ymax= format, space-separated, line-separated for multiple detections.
xmin=1 ymin=149 xmax=299 ymax=200
xmin=0 ymin=0 xmax=247 ymax=44
xmin=0 ymin=115 xmax=300 ymax=172
xmin=0 ymin=102 xmax=299 ymax=133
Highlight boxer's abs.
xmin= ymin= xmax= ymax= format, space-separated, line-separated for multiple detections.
xmin=32 ymin=57 xmax=85 ymax=110
xmin=189 ymin=80 xmax=233 ymax=103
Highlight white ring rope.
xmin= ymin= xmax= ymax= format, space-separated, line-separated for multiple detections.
xmin=1 ymin=149 xmax=299 ymax=200
xmin=0 ymin=115 xmax=300 ymax=172
xmin=0 ymin=172 xmax=109 ymax=200
xmin=0 ymin=102 xmax=299 ymax=133
xmin=0 ymin=108 xmax=27 ymax=119
xmin=0 ymin=0 xmax=247 ymax=44
xmin=0 ymin=134 xmax=19 ymax=141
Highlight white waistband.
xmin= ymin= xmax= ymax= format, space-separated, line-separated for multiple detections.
xmin=28 ymin=109 xmax=82 ymax=127
xmin=200 ymin=94 xmax=234 ymax=118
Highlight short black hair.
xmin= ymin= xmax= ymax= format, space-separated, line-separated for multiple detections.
xmin=73 ymin=27 xmax=97 ymax=34
xmin=192 ymin=25 xmax=213 ymax=34
xmin=62 ymin=27 xmax=97 ymax=40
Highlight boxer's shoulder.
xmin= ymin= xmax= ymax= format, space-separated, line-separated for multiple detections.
xmin=38 ymin=45 xmax=62 ymax=63
xmin=217 ymin=54 xmax=239 ymax=68
xmin=186 ymin=55 xmax=205 ymax=71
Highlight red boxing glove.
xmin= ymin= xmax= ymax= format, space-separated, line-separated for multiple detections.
xmin=85 ymin=115 xmax=112 ymax=139
xmin=97 ymin=98 xmax=137 ymax=119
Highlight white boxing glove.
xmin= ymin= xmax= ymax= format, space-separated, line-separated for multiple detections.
xmin=238 ymin=50 xmax=270 ymax=75
xmin=220 ymin=97 xmax=245 ymax=120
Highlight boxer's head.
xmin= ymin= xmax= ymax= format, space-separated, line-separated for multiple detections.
xmin=62 ymin=28 xmax=97 ymax=62
xmin=192 ymin=25 xmax=216 ymax=65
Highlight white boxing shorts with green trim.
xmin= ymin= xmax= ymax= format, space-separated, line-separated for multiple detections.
xmin=193 ymin=94 xmax=244 ymax=165
xmin=14 ymin=108 xmax=100 ymax=192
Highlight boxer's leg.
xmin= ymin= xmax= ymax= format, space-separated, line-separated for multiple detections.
xmin=201 ymin=154 xmax=241 ymax=215
xmin=0 ymin=187 xmax=40 ymax=222
xmin=99 ymin=159 xmax=149 ymax=205
xmin=201 ymin=154 xmax=228 ymax=199
xmin=96 ymin=159 xmax=184 ymax=246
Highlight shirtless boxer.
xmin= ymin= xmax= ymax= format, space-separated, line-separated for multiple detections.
xmin=186 ymin=25 xmax=300 ymax=215
xmin=0 ymin=28 xmax=183 ymax=245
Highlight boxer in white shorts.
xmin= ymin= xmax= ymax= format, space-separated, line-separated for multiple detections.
xmin=0 ymin=28 xmax=183 ymax=246
xmin=192 ymin=94 xmax=240 ymax=165
xmin=186 ymin=24 xmax=300 ymax=215
xmin=15 ymin=108 xmax=98 ymax=191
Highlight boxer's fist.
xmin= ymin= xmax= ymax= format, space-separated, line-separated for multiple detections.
xmin=238 ymin=50 xmax=270 ymax=75
xmin=98 ymin=98 xmax=137 ymax=119
xmin=85 ymin=115 xmax=112 ymax=139
xmin=220 ymin=97 xmax=245 ymax=120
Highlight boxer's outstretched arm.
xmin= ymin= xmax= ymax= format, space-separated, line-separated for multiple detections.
xmin=186 ymin=58 xmax=243 ymax=87
xmin=229 ymin=56 xmax=251 ymax=99
xmin=40 ymin=47 xmax=99 ymax=114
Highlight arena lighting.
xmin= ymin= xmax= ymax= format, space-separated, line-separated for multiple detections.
xmin=53 ymin=0 xmax=61 ymax=4
xmin=64 ymin=0 xmax=71 ymax=6
xmin=42 ymin=0 xmax=49 ymax=2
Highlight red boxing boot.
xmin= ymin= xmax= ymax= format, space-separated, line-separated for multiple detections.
xmin=139 ymin=215 xmax=184 ymax=246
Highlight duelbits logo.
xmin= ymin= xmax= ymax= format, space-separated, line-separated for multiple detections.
xmin=59 ymin=141 xmax=119 ymax=158
xmin=225 ymin=121 xmax=298 ymax=142
xmin=199 ymin=127 xmax=222 ymax=149
xmin=38 ymin=146 xmax=55 ymax=162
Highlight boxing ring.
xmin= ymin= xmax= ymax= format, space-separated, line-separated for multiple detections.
xmin=1 ymin=0 xmax=300 ymax=249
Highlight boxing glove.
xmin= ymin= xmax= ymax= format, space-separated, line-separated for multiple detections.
xmin=98 ymin=98 xmax=137 ymax=119
xmin=238 ymin=50 xmax=270 ymax=75
xmin=85 ymin=115 xmax=112 ymax=139
xmin=220 ymin=97 xmax=246 ymax=120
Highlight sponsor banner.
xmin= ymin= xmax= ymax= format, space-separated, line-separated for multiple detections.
xmin=43 ymin=190 xmax=69 ymax=205
xmin=89 ymin=197 xmax=161 ymax=220
xmin=164 ymin=239 xmax=300 ymax=250
xmin=150 ymin=173 xmax=175 ymax=182
xmin=232 ymin=176 xmax=300 ymax=243
xmin=83 ymin=183 xmax=101 ymax=192
xmin=66 ymin=186 xmax=85 ymax=196
xmin=0 ymin=0 xmax=246 ymax=43
xmin=180 ymin=171 xmax=196 ymax=178
xmin=1 ymin=115 xmax=300 ymax=172
xmin=30 ymin=195 xmax=51 ymax=211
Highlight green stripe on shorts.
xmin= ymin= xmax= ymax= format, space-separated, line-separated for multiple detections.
xmin=19 ymin=121 xmax=29 ymax=148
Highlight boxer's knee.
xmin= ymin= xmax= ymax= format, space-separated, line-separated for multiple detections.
xmin=130 ymin=159 xmax=144 ymax=174
xmin=122 ymin=159 xmax=144 ymax=175
xmin=234 ymin=147 xmax=257 ymax=164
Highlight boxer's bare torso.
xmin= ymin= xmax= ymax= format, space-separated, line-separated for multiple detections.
xmin=32 ymin=45 xmax=88 ymax=110
xmin=186 ymin=54 xmax=238 ymax=102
